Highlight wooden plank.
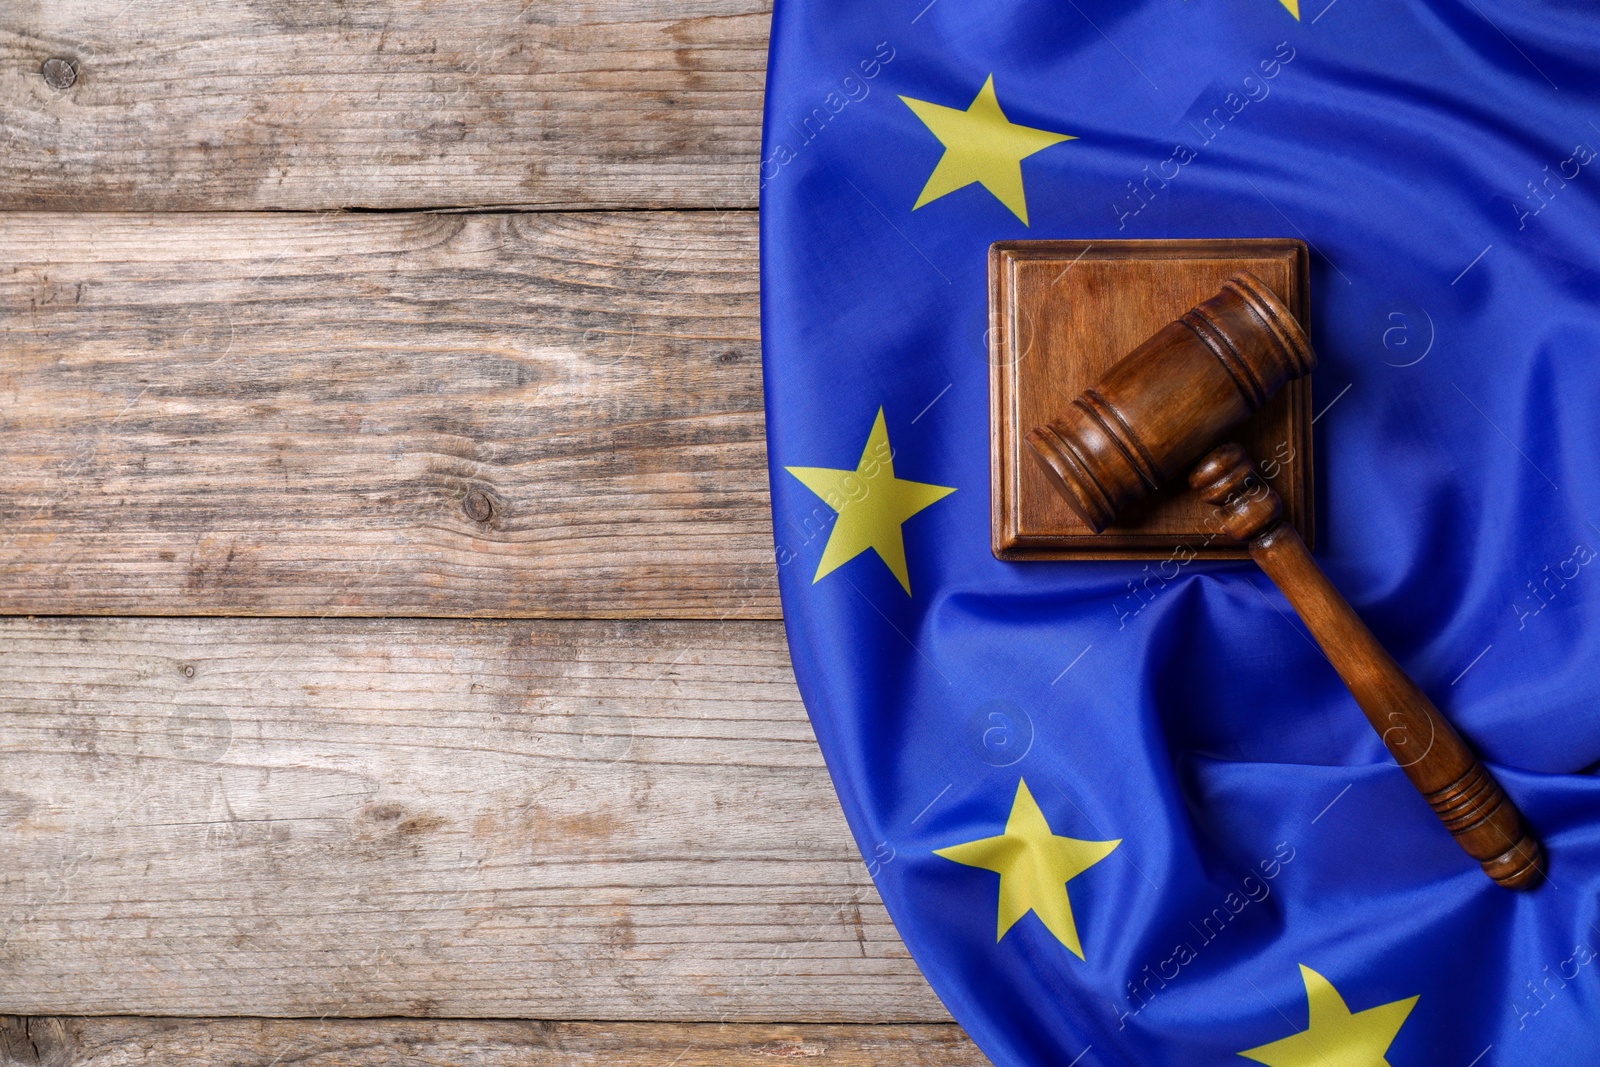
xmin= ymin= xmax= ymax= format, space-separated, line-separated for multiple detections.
xmin=0 ymin=616 xmax=943 ymax=1021
xmin=0 ymin=1018 xmax=988 ymax=1066
xmin=0 ymin=210 xmax=779 ymax=619
xmin=0 ymin=0 xmax=768 ymax=212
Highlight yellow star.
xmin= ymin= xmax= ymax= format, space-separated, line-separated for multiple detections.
xmin=900 ymin=74 xmax=1074 ymax=225
xmin=1239 ymin=965 xmax=1419 ymax=1067
xmin=1280 ymin=0 xmax=1301 ymax=18
xmin=785 ymin=408 xmax=954 ymax=595
xmin=934 ymin=779 xmax=1120 ymax=959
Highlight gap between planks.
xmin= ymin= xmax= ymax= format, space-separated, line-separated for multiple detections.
xmin=0 ymin=1018 xmax=989 ymax=1066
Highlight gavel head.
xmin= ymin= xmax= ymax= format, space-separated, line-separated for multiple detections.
xmin=1025 ymin=271 xmax=1315 ymax=533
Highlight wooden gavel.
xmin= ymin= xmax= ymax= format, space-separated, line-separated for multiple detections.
xmin=1026 ymin=272 xmax=1543 ymax=889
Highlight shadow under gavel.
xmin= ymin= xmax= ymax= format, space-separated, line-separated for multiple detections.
xmin=1026 ymin=272 xmax=1543 ymax=889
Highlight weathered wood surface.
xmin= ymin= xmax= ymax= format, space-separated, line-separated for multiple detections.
xmin=0 ymin=0 xmax=768 ymax=212
xmin=0 ymin=1018 xmax=987 ymax=1067
xmin=0 ymin=210 xmax=779 ymax=619
xmin=0 ymin=616 xmax=942 ymax=1020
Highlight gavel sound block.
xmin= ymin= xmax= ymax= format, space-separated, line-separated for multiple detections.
xmin=990 ymin=240 xmax=1315 ymax=559
xmin=989 ymin=239 xmax=1542 ymax=889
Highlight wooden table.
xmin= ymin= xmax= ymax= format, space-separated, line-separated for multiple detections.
xmin=0 ymin=3 xmax=985 ymax=1061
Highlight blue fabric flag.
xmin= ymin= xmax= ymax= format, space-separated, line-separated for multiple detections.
xmin=760 ymin=1 xmax=1600 ymax=1064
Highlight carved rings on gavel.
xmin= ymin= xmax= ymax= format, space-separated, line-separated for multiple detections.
xmin=1026 ymin=272 xmax=1314 ymax=532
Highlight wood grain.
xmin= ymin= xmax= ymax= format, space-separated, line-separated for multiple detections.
xmin=0 ymin=616 xmax=942 ymax=1020
xmin=0 ymin=210 xmax=779 ymax=619
xmin=0 ymin=1018 xmax=987 ymax=1066
xmin=0 ymin=0 xmax=768 ymax=212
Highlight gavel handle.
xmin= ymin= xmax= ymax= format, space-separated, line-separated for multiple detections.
xmin=1190 ymin=444 xmax=1543 ymax=889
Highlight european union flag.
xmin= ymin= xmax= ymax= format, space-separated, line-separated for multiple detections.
xmin=761 ymin=0 xmax=1600 ymax=1062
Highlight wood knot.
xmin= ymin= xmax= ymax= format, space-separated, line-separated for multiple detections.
xmin=462 ymin=488 xmax=494 ymax=523
xmin=751 ymin=1040 xmax=828 ymax=1058
xmin=0 ymin=1017 xmax=72 ymax=1067
xmin=355 ymin=803 xmax=447 ymax=839
xmin=40 ymin=58 xmax=77 ymax=90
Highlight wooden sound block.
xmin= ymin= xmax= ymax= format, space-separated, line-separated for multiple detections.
xmin=989 ymin=238 xmax=1314 ymax=560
